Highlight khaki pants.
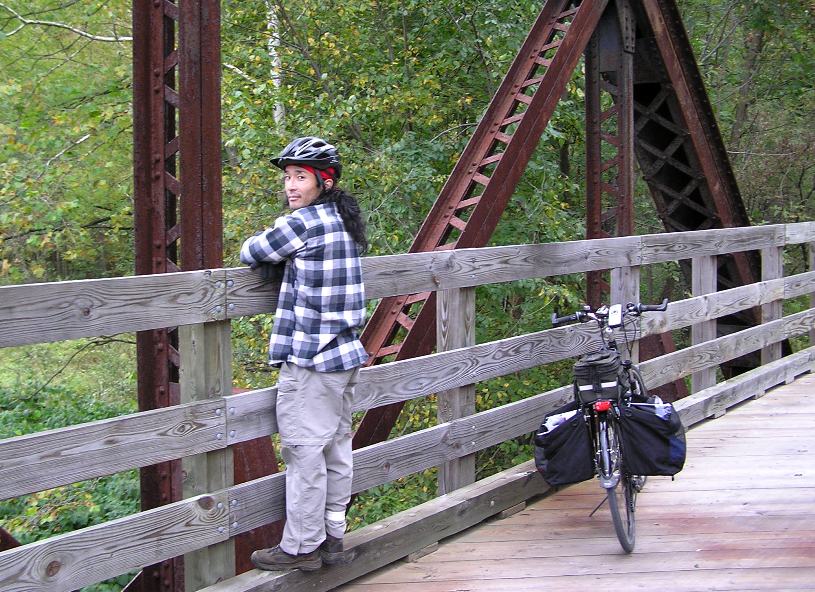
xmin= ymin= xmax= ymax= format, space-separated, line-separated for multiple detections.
xmin=276 ymin=362 xmax=357 ymax=555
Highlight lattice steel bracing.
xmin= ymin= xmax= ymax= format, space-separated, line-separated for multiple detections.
xmin=132 ymin=1 xmax=224 ymax=590
xmin=631 ymin=0 xmax=768 ymax=373
xmin=354 ymin=0 xmax=610 ymax=449
xmin=133 ymin=3 xmax=183 ymax=589
xmin=585 ymin=0 xmax=636 ymax=307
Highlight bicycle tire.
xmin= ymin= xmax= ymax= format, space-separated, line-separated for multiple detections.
xmin=600 ymin=416 xmax=636 ymax=552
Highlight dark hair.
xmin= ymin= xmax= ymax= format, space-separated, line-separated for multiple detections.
xmin=314 ymin=187 xmax=368 ymax=254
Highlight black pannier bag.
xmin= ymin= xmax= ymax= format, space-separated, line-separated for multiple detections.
xmin=573 ymin=350 xmax=622 ymax=404
xmin=618 ymin=402 xmax=686 ymax=477
xmin=533 ymin=401 xmax=595 ymax=486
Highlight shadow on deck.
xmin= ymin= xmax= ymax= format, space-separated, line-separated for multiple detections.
xmin=337 ymin=373 xmax=815 ymax=592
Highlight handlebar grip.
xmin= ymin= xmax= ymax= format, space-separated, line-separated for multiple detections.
xmin=551 ymin=312 xmax=579 ymax=327
xmin=637 ymin=298 xmax=669 ymax=313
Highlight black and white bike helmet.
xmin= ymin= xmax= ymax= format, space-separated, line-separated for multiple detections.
xmin=271 ymin=136 xmax=342 ymax=179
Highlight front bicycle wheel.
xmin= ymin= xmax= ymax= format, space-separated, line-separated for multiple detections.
xmin=599 ymin=416 xmax=636 ymax=552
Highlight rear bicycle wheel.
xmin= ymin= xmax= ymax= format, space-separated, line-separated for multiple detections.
xmin=599 ymin=416 xmax=636 ymax=553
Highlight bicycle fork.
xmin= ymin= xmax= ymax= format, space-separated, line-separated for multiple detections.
xmin=592 ymin=401 xmax=620 ymax=490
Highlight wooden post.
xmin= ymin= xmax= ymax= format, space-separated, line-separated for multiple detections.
xmin=436 ymin=287 xmax=476 ymax=495
xmin=761 ymin=246 xmax=783 ymax=365
xmin=809 ymin=243 xmax=815 ymax=349
xmin=180 ymin=321 xmax=234 ymax=590
xmin=610 ymin=266 xmax=640 ymax=361
xmin=692 ymin=255 xmax=717 ymax=393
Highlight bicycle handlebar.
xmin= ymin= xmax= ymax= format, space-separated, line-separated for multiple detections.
xmin=630 ymin=298 xmax=669 ymax=314
xmin=551 ymin=311 xmax=582 ymax=327
xmin=552 ymin=298 xmax=668 ymax=327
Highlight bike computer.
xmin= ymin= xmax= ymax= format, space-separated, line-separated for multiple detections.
xmin=608 ymin=304 xmax=623 ymax=327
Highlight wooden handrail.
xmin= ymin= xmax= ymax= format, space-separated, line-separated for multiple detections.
xmin=2 ymin=269 xmax=814 ymax=500
xmin=2 ymin=223 xmax=813 ymax=348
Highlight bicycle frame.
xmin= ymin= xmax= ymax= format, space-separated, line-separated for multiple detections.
xmin=552 ymin=299 xmax=668 ymax=553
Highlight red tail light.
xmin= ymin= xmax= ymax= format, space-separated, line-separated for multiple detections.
xmin=593 ymin=400 xmax=612 ymax=412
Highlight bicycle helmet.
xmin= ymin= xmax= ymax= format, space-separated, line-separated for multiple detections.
xmin=271 ymin=136 xmax=342 ymax=180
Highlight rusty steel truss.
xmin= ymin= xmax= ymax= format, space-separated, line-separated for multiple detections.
xmin=131 ymin=1 xmax=764 ymax=589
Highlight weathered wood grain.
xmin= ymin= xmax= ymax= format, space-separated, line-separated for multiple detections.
xmin=784 ymin=269 xmax=815 ymax=299
xmin=691 ymin=255 xmax=717 ymax=392
xmin=640 ymin=225 xmax=784 ymax=264
xmin=180 ymin=322 xmax=236 ymax=589
xmin=810 ymin=244 xmax=815 ymax=348
xmin=224 ymin=387 xmax=277 ymax=446
xmin=0 ymin=270 xmax=224 ymax=347
xmin=0 ymin=492 xmax=229 ymax=592
xmin=785 ymin=221 xmax=815 ymax=244
xmin=200 ymin=460 xmax=550 ymax=592
xmin=761 ymin=246 xmax=784 ymax=365
xmin=436 ymin=287 xmax=476 ymax=494
xmin=0 ymin=399 xmax=225 ymax=500
xmin=353 ymin=324 xmax=597 ymax=410
xmin=3 ymin=224 xmax=805 ymax=349
xmin=360 ymin=238 xmax=642 ymax=299
xmin=674 ymin=348 xmax=815 ymax=427
xmin=228 ymin=385 xmax=573 ymax=535
xmin=640 ymin=309 xmax=815 ymax=389
xmin=223 ymin=267 xmax=281 ymax=320
xmin=638 ymin=276 xmax=792 ymax=336
xmin=4 ymin=296 xmax=811 ymax=501
xmin=330 ymin=377 xmax=815 ymax=592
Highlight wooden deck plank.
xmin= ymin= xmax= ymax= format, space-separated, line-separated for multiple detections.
xmin=338 ymin=568 xmax=815 ymax=591
xmin=336 ymin=375 xmax=815 ymax=591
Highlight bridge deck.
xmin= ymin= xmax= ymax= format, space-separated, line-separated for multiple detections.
xmin=337 ymin=373 xmax=815 ymax=591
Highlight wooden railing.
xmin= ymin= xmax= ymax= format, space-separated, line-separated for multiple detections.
xmin=1 ymin=223 xmax=814 ymax=592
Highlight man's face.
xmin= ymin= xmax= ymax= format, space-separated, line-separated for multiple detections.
xmin=283 ymin=165 xmax=332 ymax=210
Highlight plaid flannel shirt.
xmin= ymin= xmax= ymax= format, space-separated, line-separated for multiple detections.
xmin=240 ymin=202 xmax=369 ymax=372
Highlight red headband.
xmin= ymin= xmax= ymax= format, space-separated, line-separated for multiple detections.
xmin=298 ymin=164 xmax=336 ymax=182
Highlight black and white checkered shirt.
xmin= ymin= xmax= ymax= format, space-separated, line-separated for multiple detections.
xmin=240 ymin=203 xmax=368 ymax=372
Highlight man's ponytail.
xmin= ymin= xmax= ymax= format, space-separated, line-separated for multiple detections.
xmin=316 ymin=188 xmax=368 ymax=254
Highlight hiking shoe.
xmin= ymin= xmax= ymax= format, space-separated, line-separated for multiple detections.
xmin=320 ymin=534 xmax=353 ymax=565
xmin=250 ymin=545 xmax=322 ymax=572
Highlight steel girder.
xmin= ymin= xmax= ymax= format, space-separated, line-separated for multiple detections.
xmin=132 ymin=1 xmax=226 ymax=589
xmin=353 ymin=0 xmax=609 ymax=450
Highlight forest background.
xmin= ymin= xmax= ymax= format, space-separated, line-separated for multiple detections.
xmin=0 ymin=1 xmax=813 ymax=590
